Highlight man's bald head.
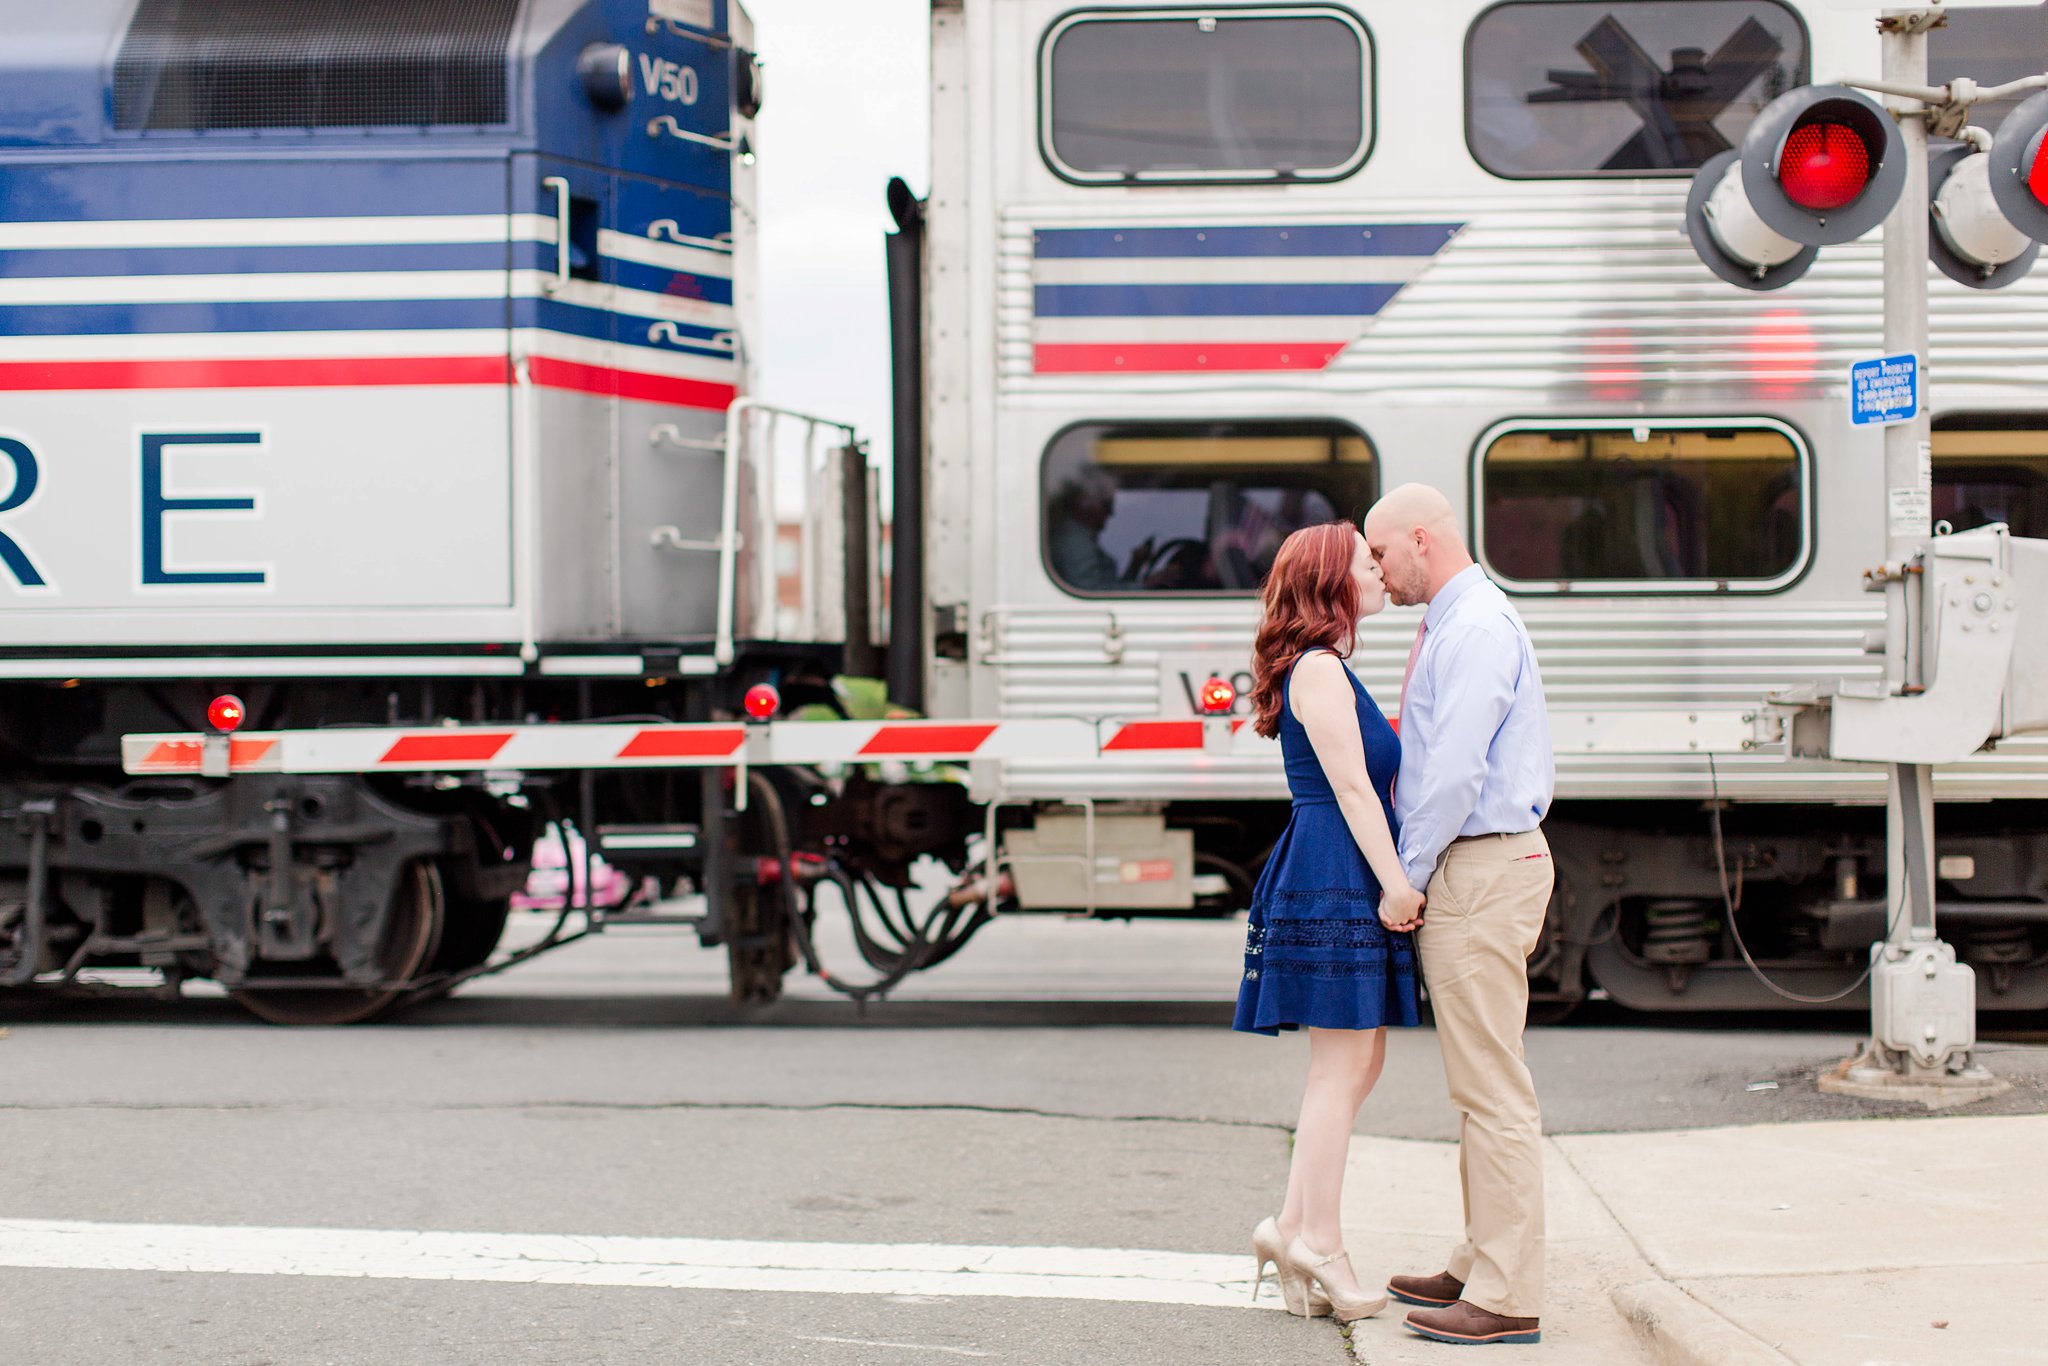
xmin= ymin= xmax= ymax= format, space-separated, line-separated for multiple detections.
xmin=1362 ymin=483 xmax=1473 ymax=607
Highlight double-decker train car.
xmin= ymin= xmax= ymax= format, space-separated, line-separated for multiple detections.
xmin=904 ymin=0 xmax=2048 ymax=1013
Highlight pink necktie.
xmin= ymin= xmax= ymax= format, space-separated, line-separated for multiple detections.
xmin=1398 ymin=620 xmax=1427 ymax=723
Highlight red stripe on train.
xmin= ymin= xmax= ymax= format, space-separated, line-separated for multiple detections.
xmin=0 ymin=356 xmax=733 ymax=409
xmin=0 ymin=356 xmax=510 ymax=391
xmin=616 ymin=727 xmax=748 ymax=759
xmin=379 ymin=733 xmax=514 ymax=765
xmin=1031 ymin=342 xmax=1346 ymax=374
xmin=855 ymin=724 xmax=998 ymax=756
xmin=527 ymin=356 xmax=737 ymax=410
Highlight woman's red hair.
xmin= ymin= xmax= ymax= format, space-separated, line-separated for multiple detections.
xmin=1249 ymin=522 xmax=1361 ymax=739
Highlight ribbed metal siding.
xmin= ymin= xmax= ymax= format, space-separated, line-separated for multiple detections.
xmin=980 ymin=600 xmax=2048 ymax=803
xmin=998 ymin=190 xmax=2048 ymax=397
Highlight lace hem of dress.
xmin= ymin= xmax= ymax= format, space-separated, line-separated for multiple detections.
xmin=1246 ymin=959 xmax=1419 ymax=981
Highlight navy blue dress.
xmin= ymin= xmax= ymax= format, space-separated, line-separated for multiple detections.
xmin=1233 ymin=649 xmax=1422 ymax=1034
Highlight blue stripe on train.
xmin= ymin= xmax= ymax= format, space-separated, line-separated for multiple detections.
xmin=0 ymin=298 xmax=736 ymax=361
xmin=0 ymin=158 xmax=508 ymax=223
xmin=0 ymin=243 xmax=734 ymax=305
xmin=0 ymin=298 xmax=510 ymax=336
xmin=519 ymin=298 xmax=733 ymax=356
xmin=0 ymin=242 xmax=519 ymax=279
xmin=1033 ymin=282 xmax=1406 ymax=319
xmin=611 ymin=256 xmax=734 ymax=303
xmin=1032 ymin=224 xmax=1461 ymax=260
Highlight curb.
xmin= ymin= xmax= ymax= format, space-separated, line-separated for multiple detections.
xmin=1612 ymin=1281 xmax=1795 ymax=1366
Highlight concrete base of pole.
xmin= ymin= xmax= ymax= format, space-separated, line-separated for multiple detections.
xmin=1818 ymin=1043 xmax=2012 ymax=1109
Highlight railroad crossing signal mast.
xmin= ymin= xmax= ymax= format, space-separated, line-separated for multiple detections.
xmin=1685 ymin=2 xmax=2048 ymax=1100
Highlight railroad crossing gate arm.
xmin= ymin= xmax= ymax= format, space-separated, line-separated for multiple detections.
xmin=120 ymin=716 xmax=1258 ymax=777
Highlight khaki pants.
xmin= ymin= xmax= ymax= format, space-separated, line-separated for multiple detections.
xmin=1417 ymin=828 xmax=1553 ymax=1318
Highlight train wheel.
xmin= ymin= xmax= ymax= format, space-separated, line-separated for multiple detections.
xmin=725 ymin=880 xmax=792 ymax=1006
xmin=426 ymin=893 xmax=511 ymax=977
xmin=233 ymin=863 xmax=444 ymax=1026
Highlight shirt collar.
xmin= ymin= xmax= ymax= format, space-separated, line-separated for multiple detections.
xmin=1422 ymin=563 xmax=1487 ymax=631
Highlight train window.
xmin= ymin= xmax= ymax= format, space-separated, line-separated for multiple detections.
xmin=1478 ymin=421 xmax=1807 ymax=591
xmin=1933 ymin=416 xmax=2048 ymax=540
xmin=1930 ymin=5 xmax=2048 ymax=137
xmin=1041 ymin=8 xmax=1372 ymax=185
xmin=1465 ymin=1 xmax=1808 ymax=178
xmin=1042 ymin=421 xmax=1378 ymax=596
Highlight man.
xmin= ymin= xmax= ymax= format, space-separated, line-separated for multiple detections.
xmin=1045 ymin=470 xmax=1159 ymax=591
xmin=1362 ymin=483 xmax=1556 ymax=1347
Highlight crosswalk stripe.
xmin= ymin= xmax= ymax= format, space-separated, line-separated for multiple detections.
xmin=0 ymin=1219 xmax=1276 ymax=1309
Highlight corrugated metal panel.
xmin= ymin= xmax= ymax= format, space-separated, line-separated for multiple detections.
xmin=999 ymin=191 xmax=2048 ymax=399
xmin=979 ymin=600 xmax=2048 ymax=801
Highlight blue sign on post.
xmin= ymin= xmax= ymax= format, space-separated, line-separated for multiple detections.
xmin=1850 ymin=353 xmax=1918 ymax=426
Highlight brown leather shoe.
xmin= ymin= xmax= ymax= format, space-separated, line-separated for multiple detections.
xmin=1386 ymin=1270 xmax=1464 ymax=1307
xmin=1405 ymin=1300 xmax=1541 ymax=1345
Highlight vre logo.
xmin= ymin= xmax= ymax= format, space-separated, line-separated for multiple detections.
xmin=0 ymin=431 xmax=268 ymax=592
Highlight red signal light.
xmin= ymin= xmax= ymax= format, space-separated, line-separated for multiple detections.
xmin=2029 ymin=129 xmax=2048 ymax=207
xmin=742 ymin=683 xmax=779 ymax=722
xmin=1198 ymin=676 xmax=1236 ymax=715
xmin=207 ymin=694 xmax=246 ymax=733
xmin=1778 ymin=120 xmax=1870 ymax=211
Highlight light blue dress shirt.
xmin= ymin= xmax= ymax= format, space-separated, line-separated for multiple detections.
xmin=1394 ymin=564 xmax=1556 ymax=892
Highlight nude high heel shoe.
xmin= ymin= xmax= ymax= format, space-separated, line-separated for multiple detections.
xmin=1282 ymin=1237 xmax=1388 ymax=1323
xmin=1251 ymin=1218 xmax=1330 ymax=1317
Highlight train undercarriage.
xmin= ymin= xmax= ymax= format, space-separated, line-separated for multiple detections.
xmin=5 ymin=664 xmax=2046 ymax=1025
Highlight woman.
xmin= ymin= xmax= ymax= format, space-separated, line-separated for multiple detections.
xmin=1234 ymin=520 xmax=1424 ymax=1323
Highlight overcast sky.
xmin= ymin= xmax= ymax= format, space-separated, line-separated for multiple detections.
xmin=745 ymin=0 xmax=930 ymax=480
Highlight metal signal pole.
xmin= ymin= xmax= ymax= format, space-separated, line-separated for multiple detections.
xmin=1826 ymin=7 xmax=2023 ymax=1099
xmin=1873 ymin=10 xmax=1944 ymax=1081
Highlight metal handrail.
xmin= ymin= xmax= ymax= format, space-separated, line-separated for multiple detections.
xmin=540 ymin=176 xmax=570 ymax=294
xmin=648 ymin=116 xmax=735 ymax=152
xmin=714 ymin=400 xmax=859 ymax=666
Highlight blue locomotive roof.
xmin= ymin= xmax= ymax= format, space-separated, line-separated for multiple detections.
xmin=0 ymin=0 xmax=742 ymax=193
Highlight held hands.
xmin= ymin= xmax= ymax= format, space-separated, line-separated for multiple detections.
xmin=1379 ymin=881 xmax=1425 ymax=933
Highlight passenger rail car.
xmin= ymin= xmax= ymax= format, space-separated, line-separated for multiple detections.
xmin=911 ymin=0 xmax=2048 ymax=1012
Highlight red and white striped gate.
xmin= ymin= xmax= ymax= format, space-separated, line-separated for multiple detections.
xmin=121 ymin=716 xmax=1259 ymax=777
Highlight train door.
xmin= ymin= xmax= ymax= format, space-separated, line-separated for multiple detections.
xmin=522 ymin=155 xmax=621 ymax=640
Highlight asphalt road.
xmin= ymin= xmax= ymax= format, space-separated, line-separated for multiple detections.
xmin=2 ymin=912 xmax=2044 ymax=1366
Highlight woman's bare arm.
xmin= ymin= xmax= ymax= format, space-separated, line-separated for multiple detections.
xmin=1291 ymin=651 xmax=1425 ymax=930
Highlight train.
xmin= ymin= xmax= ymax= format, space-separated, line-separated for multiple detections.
xmin=3 ymin=0 xmax=2047 ymax=1023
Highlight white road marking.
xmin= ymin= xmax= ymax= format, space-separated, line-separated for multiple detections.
xmin=794 ymin=1337 xmax=993 ymax=1356
xmin=0 ymin=1219 xmax=1274 ymax=1310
